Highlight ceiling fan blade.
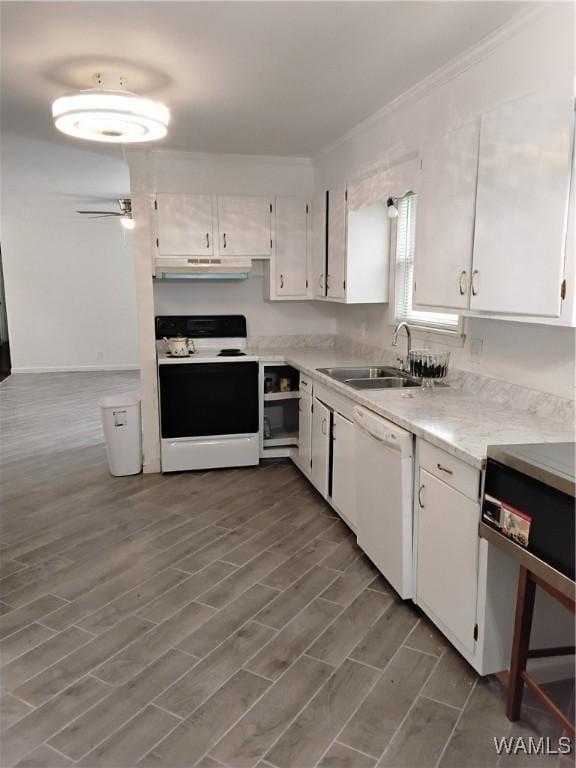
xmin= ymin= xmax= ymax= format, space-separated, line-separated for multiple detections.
xmin=76 ymin=210 xmax=122 ymax=216
xmin=82 ymin=214 xmax=120 ymax=219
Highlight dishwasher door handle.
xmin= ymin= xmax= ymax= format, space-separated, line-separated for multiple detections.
xmin=353 ymin=407 xmax=409 ymax=452
xmin=355 ymin=419 xmax=400 ymax=450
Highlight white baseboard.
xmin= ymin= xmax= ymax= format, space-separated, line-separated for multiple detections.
xmin=10 ymin=364 xmax=139 ymax=373
xmin=528 ymin=656 xmax=576 ymax=684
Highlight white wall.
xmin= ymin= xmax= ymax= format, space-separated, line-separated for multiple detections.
xmin=314 ymin=4 xmax=575 ymax=399
xmin=140 ymin=149 xmax=337 ymax=338
xmin=0 ymin=134 xmax=138 ymax=372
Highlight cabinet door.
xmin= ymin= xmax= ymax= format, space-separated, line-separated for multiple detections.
xmin=217 ymin=196 xmax=272 ymax=256
xmin=311 ymin=191 xmax=327 ymax=297
xmin=471 ymin=90 xmax=573 ymax=316
xmin=413 ymin=122 xmax=479 ymax=310
xmin=327 ymin=186 xmax=347 ymax=299
xmin=311 ymin=398 xmax=330 ymax=498
xmin=298 ymin=391 xmax=312 ymax=476
xmin=275 ymin=197 xmax=308 ymax=297
xmin=331 ymin=412 xmax=356 ymax=527
xmin=156 ymin=194 xmax=214 ymax=256
xmin=346 ymin=201 xmax=389 ymax=304
xmin=415 ymin=469 xmax=479 ymax=653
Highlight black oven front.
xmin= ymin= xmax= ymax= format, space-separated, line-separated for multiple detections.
xmin=159 ymin=362 xmax=259 ymax=439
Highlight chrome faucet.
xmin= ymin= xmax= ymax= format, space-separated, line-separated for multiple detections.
xmin=392 ymin=322 xmax=412 ymax=371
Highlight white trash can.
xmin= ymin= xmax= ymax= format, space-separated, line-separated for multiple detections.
xmin=99 ymin=392 xmax=142 ymax=476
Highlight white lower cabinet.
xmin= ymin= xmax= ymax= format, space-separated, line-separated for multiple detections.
xmin=310 ymin=398 xmax=331 ymax=497
xmin=297 ymin=390 xmax=312 ymax=477
xmin=331 ymin=412 xmax=356 ymax=528
xmin=289 ymin=377 xmax=573 ymax=678
xmin=415 ymin=467 xmax=480 ymax=655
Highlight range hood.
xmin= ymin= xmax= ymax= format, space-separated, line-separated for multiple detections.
xmin=154 ymin=256 xmax=252 ymax=281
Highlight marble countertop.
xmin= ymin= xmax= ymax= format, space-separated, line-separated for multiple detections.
xmin=251 ymin=347 xmax=574 ymax=469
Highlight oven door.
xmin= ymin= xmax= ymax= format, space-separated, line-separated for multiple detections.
xmin=159 ymin=362 xmax=259 ymax=439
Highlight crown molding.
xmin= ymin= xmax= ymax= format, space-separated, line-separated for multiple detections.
xmin=313 ymin=3 xmax=551 ymax=165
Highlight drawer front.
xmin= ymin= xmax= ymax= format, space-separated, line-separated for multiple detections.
xmin=299 ymin=375 xmax=313 ymax=395
xmin=419 ymin=440 xmax=480 ymax=501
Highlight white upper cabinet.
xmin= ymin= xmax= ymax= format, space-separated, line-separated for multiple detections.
xmin=413 ymin=122 xmax=480 ymax=311
xmin=346 ymin=198 xmax=390 ymax=304
xmin=471 ymin=90 xmax=573 ymax=316
xmin=274 ymin=196 xmax=308 ymax=298
xmin=413 ymin=89 xmax=573 ymax=321
xmin=217 ymin=195 xmax=272 ymax=257
xmin=327 ymin=186 xmax=347 ymax=299
xmin=155 ymin=194 xmax=214 ymax=256
xmin=310 ymin=183 xmax=389 ymax=304
xmin=310 ymin=191 xmax=327 ymax=298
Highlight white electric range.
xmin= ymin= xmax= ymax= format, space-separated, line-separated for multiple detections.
xmin=156 ymin=315 xmax=260 ymax=472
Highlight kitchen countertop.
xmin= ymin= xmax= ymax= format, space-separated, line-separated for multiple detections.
xmin=251 ymin=347 xmax=574 ymax=469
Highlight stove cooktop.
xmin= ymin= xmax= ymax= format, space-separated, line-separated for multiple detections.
xmin=218 ymin=349 xmax=246 ymax=357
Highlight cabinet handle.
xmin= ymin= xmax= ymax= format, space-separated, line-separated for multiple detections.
xmin=471 ymin=270 xmax=479 ymax=296
xmin=459 ymin=270 xmax=467 ymax=296
xmin=206 ymin=233 xmax=210 ymax=248
xmin=437 ymin=463 xmax=454 ymax=476
xmin=280 ymin=274 xmax=284 ymax=289
xmin=301 ymin=378 xmax=308 ymax=386
xmin=418 ymin=484 xmax=425 ymax=508
xmin=223 ymin=233 xmax=227 ymax=249
xmin=318 ymin=273 xmax=324 ymax=290
xmin=321 ymin=417 xmax=327 ymax=435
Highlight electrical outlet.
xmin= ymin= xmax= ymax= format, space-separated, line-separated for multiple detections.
xmin=469 ymin=338 xmax=483 ymax=364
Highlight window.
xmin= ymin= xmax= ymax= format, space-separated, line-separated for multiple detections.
xmin=394 ymin=194 xmax=460 ymax=332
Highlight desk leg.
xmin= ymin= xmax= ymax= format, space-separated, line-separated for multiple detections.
xmin=507 ymin=566 xmax=536 ymax=721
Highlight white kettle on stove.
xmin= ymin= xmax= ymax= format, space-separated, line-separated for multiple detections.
xmin=164 ymin=336 xmax=195 ymax=357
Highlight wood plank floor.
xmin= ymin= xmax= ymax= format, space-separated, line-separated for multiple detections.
xmin=0 ymin=372 xmax=572 ymax=767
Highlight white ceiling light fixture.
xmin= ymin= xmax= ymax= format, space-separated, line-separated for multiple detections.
xmin=52 ymin=73 xmax=169 ymax=143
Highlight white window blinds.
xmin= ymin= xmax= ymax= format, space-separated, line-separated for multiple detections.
xmin=394 ymin=194 xmax=459 ymax=331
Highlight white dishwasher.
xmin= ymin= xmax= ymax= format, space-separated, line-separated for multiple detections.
xmin=354 ymin=406 xmax=414 ymax=599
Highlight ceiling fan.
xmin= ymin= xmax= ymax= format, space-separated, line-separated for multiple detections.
xmin=76 ymin=198 xmax=134 ymax=229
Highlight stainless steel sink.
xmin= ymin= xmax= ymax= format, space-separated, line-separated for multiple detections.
xmin=318 ymin=366 xmax=422 ymax=389
xmin=346 ymin=377 xmax=421 ymax=390
xmin=318 ymin=366 xmax=402 ymax=381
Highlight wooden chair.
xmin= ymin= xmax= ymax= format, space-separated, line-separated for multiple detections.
xmin=507 ymin=565 xmax=575 ymax=734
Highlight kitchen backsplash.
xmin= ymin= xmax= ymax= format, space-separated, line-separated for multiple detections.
xmin=248 ymin=334 xmax=334 ymax=349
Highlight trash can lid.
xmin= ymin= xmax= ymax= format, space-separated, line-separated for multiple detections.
xmin=98 ymin=391 xmax=141 ymax=409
